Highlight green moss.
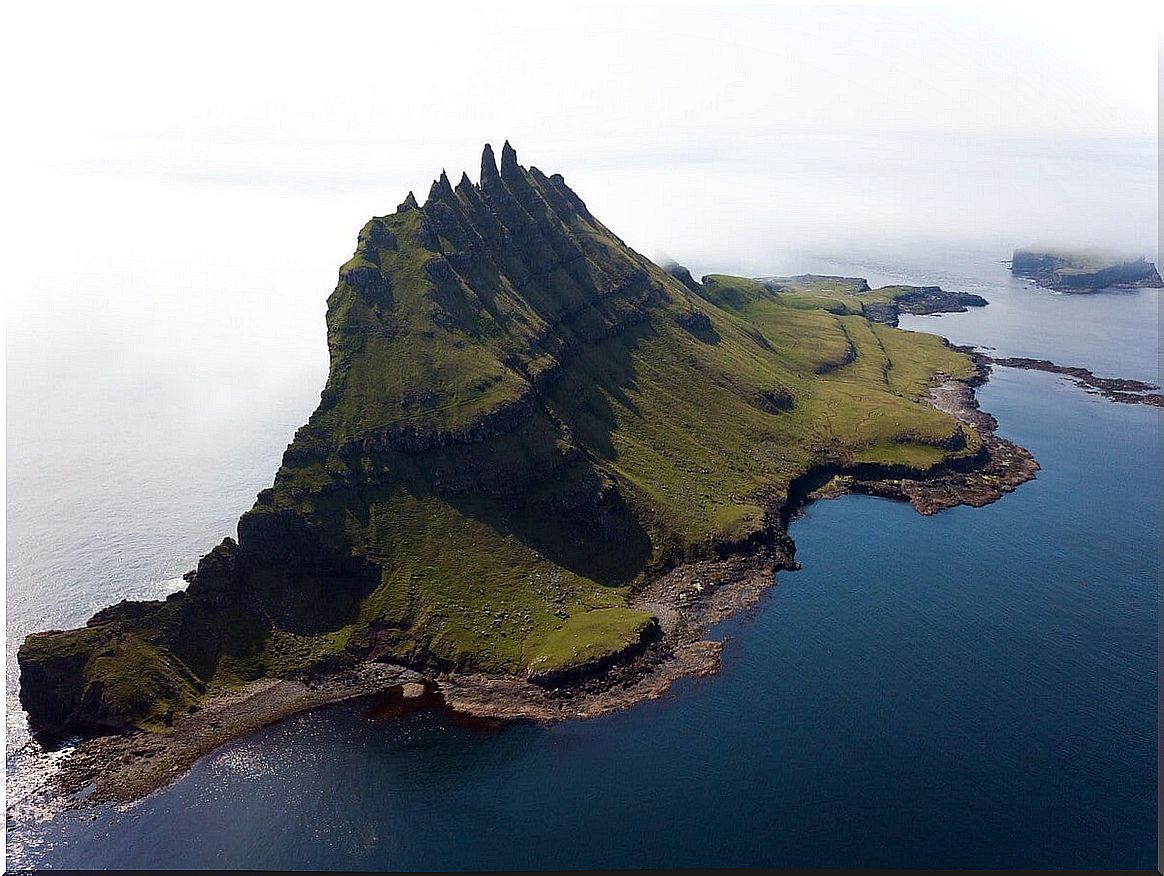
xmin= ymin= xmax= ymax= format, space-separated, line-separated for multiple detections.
xmin=524 ymin=607 xmax=655 ymax=678
xmin=853 ymin=442 xmax=949 ymax=470
xmin=21 ymin=147 xmax=992 ymax=735
xmin=870 ymin=323 xmax=974 ymax=397
xmin=88 ymin=636 xmax=204 ymax=730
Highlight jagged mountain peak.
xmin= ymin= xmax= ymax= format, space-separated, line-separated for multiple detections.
xmin=426 ymin=170 xmax=456 ymax=205
xmin=500 ymin=140 xmax=520 ymax=180
xmin=480 ymin=142 xmax=500 ymax=186
xmin=16 ymin=141 xmax=1020 ymax=746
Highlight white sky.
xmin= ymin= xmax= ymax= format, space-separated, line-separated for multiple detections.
xmin=1 ymin=1 xmax=1159 ymax=327
xmin=0 ymin=3 xmax=1159 ymax=736
xmin=2 ymin=2 xmax=1157 ymax=184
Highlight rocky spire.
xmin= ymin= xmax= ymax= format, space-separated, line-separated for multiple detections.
xmin=455 ymin=171 xmax=477 ymax=204
xmin=397 ymin=191 xmax=419 ymax=212
xmin=500 ymin=140 xmax=521 ymax=181
xmin=480 ymin=143 xmax=500 ymax=187
xmin=427 ymin=170 xmax=456 ymax=205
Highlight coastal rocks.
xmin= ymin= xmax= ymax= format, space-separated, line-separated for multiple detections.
xmin=849 ymin=433 xmax=1038 ymax=515
xmin=860 ymin=287 xmax=988 ymax=327
xmin=16 ymin=628 xmax=106 ymax=741
xmin=756 ymin=274 xmax=987 ymax=327
xmin=984 ymin=355 xmax=1164 ymax=407
xmin=18 ymin=144 xmax=1043 ymax=787
xmin=34 ymin=664 xmax=425 ymax=807
xmin=794 ymin=376 xmax=1039 ymax=517
xmin=17 ymin=625 xmax=206 ymax=743
xmin=440 ymin=551 xmax=794 ymax=725
xmin=1010 ymin=248 xmax=1164 ymax=292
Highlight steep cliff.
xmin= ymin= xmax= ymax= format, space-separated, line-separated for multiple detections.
xmin=1011 ymin=248 xmax=1163 ymax=291
xmin=20 ymin=144 xmax=1005 ymax=741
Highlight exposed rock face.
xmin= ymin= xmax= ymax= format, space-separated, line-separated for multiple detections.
xmin=663 ymin=261 xmax=702 ymax=293
xmin=525 ymin=617 xmax=663 ymax=686
xmin=19 ymin=145 xmax=1033 ymax=745
xmin=1011 ymin=248 xmax=1164 ymax=292
xmin=756 ymin=274 xmax=986 ymax=327
xmin=18 ymin=143 xmax=690 ymax=741
xmin=854 ymin=286 xmax=987 ymax=326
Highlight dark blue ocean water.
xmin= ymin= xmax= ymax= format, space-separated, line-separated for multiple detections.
xmin=6 ymin=251 xmax=1159 ymax=870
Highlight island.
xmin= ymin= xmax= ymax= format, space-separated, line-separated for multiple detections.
xmin=1010 ymin=248 xmax=1163 ymax=292
xmin=753 ymin=274 xmax=988 ymax=326
xmin=18 ymin=144 xmax=1038 ymax=803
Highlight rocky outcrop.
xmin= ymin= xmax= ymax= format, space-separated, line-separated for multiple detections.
xmin=860 ymin=287 xmax=988 ymax=327
xmin=662 ymin=260 xmax=702 ymax=293
xmin=756 ymin=274 xmax=986 ymax=326
xmin=19 ymin=144 xmax=1037 ymax=751
xmin=526 ymin=617 xmax=663 ymax=686
xmin=1011 ymin=248 xmax=1163 ymax=292
xmin=341 ymin=391 xmax=540 ymax=456
xmin=980 ymin=354 xmax=1163 ymax=407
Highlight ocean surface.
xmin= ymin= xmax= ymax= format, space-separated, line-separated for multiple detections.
xmin=5 ymin=241 xmax=1159 ymax=869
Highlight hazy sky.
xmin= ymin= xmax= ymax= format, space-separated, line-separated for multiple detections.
xmin=1 ymin=1 xmax=1159 ymax=637
xmin=2 ymin=2 xmax=1159 ymax=405
xmin=4 ymin=2 xmax=1159 ymax=275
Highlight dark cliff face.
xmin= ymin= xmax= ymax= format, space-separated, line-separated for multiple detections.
xmin=19 ymin=144 xmax=990 ymax=742
xmin=662 ymin=261 xmax=703 ymax=293
xmin=17 ymin=143 xmax=690 ymax=741
xmin=1011 ymin=248 xmax=1164 ymax=291
xmin=860 ymin=287 xmax=988 ymax=327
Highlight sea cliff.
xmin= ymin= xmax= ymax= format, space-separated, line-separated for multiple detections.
xmin=20 ymin=146 xmax=1037 ymax=795
xmin=1010 ymin=248 xmax=1163 ymax=292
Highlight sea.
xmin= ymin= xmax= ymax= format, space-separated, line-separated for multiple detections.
xmin=5 ymin=144 xmax=1160 ymax=869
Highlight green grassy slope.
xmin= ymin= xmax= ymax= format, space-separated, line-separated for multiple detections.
xmin=19 ymin=144 xmax=987 ymax=738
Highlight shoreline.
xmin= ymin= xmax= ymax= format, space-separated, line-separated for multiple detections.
xmin=16 ymin=357 xmax=1039 ymax=814
xmin=975 ymin=352 xmax=1163 ymax=407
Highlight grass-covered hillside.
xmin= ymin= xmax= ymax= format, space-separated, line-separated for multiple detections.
xmin=21 ymin=144 xmax=984 ymax=739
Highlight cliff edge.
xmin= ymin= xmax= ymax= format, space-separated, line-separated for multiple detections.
xmin=20 ymin=144 xmax=1034 ymax=743
xmin=1011 ymin=248 xmax=1163 ymax=292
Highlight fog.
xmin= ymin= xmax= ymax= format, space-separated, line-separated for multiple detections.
xmin=5 ymin=5 xmax=1159 ymax=279
xmin=3 ymin=4 xmax=1159 ymax=599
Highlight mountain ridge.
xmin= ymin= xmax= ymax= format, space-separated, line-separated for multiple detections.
xmin=19 ymin=144 xmax=1037 ymax=748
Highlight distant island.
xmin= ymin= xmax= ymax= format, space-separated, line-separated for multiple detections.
xmin=752 ymin=274 xmax=987 ymax=327
xmin=19 ymin=144 xmax=1039 ymax=804
xmin=1010 ymin=248 xmax=1163 ymax=292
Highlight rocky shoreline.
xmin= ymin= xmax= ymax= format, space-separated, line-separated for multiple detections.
xmin=977 ymin=353 xmax=1163 ymax=407
xmin=18 ymin=363 xmax=1038 ymax=815
xmin=1009 ymin=248 xmax=1163 ymax=292
xmin=21 ymin=664 xmax=425 ymax=809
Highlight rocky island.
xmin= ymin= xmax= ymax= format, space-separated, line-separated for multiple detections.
xmin=1010 ymin=248 xmax=1163 ymax=292
xmin=19 ymin=144 xmax=1038 ymax=803
xmin=753 ymin=274 xmax=988 ymax=326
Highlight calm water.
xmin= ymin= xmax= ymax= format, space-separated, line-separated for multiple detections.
xmin=6 ymin=241 xmax=1159 ymax=869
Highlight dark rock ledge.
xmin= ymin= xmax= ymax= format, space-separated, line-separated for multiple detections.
xmin=964 ymin=348 xmax=1163 ymax=408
